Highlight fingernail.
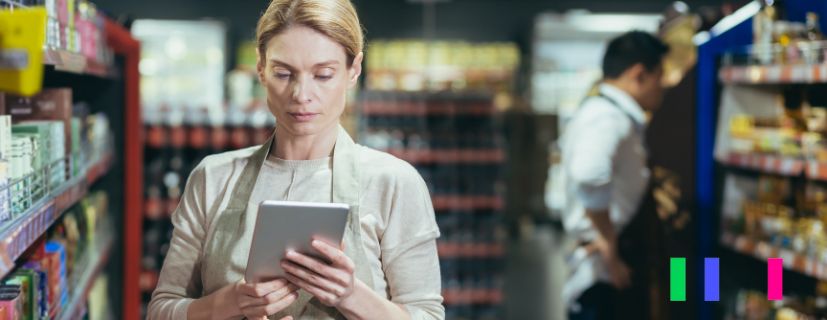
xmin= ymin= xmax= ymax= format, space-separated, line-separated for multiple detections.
xmin=312 ymin=240 xmax=321 ymax=246
xmin=286 ymin=250 xmax=297 ymax=257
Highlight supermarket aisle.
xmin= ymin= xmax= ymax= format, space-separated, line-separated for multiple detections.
xmin=505 ymin=225 xmax=570 ymax=320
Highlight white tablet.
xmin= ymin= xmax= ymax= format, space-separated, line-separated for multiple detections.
xmin=245 ymin=200 xmax=350 ymax=283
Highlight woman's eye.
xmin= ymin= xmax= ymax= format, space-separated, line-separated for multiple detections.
xmin=316 ymin=73 xmax=334 ymax=81
xmin=275 ymin=72 xmax=291 ymax=79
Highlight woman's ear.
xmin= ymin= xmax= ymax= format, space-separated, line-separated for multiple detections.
xmin=349 ymin=52 xmax=364 ymax=88
xmin=256 ymin=50 xmax=266 ymax=84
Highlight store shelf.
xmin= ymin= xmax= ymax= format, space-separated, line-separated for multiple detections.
xmin=722 ymin=152 xmax=827 ymax=182
xmin=361 ymin=104 xmax=497 ymax=116
xmin=387 ymin=149 xmax=504 ymax=165
xmin=139 ymin=270 xmax=159 ymax=293
xmin=0 ymin=153 xmax=113 ymax=279
xmin=720 ymin=232 xmax=827 ymax=281
xmin=438 ymin=242 xmax=505 ymax=259
xmin=719 ymin=63 xmax=827 ymax=85
xmin=432 ymin=195 xmax=503 ymax=211
xmin=805 ymin=161 xmax=827 ymax=182
xmin=721 ymin=152 xmax=805 ymax=176
xmin=56 ymin=224 xmax=115 ymax=320
xmin=44 ymin=49 xmax=113 ymax=78
xmin=442 ymin=288 xmax=503 ymax=305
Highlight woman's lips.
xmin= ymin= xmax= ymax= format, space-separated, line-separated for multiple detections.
xmin=288 ymin=112 xmax=319 ymax=122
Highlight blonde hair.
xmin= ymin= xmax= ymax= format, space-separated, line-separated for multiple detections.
xmin=256 ymin=0 xmax=364 ymax=66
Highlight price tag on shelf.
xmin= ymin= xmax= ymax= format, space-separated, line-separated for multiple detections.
xmin=756 ymin=242 xmax=772 ymax=259
xmin=780 ymin=158 xmax=795 ymax=174
xmin=735 ymin=236 xmax=749 ymax=251
xmin=763 ymin=156 xmax=776 ymax=172
xmin=767 ymin=66 xmax=782 ymax=82
xmin=792 ymin=65 xmax=812 ymax=82
xmin=778 ymin=250 xmax=795 ymax=268
xmin=721 ymin=233 xmax=733 ymax=245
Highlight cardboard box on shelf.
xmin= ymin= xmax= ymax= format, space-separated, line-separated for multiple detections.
xmin=5 ymin=89 xmax=74 ymax=157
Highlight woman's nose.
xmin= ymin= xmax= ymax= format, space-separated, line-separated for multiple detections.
xmin=291 ymin=77 xmax=312 ymax=104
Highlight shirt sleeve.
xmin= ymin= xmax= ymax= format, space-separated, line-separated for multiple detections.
xmin=566 ymin=107 xmax=626 ymax=210
xmin=380 ymin=165 xmax=445 ymax=320
xmin=147 ymin=161 xmax=208 ymax=320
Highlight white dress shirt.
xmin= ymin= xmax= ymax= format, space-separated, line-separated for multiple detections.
xmin=559 ymin=83 xmax=650 ymax=309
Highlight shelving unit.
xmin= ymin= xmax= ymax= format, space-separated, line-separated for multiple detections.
xmin=43 ymin=49 xmax=114 ymax=78
xmin=697 ymin=1 xmax=827 ymax=318
xmin=56 ymin=221 xmax=115 ymax=320
xmin=387 ymin=149 xmax=504 ymax=165
xmin=720 ymin=231 xmax=827 ymax=281
xmin=719 ymin=63 xmax=827 ymax=84
xmin=0 ymin=152 xmax=112 ymax=279
xmin=0 ymin=2 xmax=142 ymax=317
xmin=357 ymin=90 xmax=506 ymax=318
xmin=721 ymin=152 xmax=805 ymax=177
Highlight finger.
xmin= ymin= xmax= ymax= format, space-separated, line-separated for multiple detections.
xmin=283 ymin=252 xmax=350 ymax=287
xmin=239 ymin=278 xmax=290 ymax=297
xmin=242 ymin=291 xmax=299 ymax=318
xmin=311 ymin=240 xmax=355 ymax=272
xmin=285 ymin=273 xmax=338 ymax=305
xmin=285 ymin=251 xmax=341 ymax=278
xmin=244 ymin=290 xmax=299 ymax=318
xmin=280 ymin=317 xmax=294 ymax=320
xmin=239 ymin=282 xmax=299 ymax=308
xmin=282 ymin=261 xmax=348 ymax=296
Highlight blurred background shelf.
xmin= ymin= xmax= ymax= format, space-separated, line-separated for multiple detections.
xmin=720 ymin=231 xmax=827 ymax=281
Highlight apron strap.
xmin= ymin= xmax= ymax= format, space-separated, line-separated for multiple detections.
xmin=225 ymin=134 xmax=274 ymax=212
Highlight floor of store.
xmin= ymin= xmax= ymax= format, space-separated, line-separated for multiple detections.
xmin=505 ymin=226 xmax=569 ymax=320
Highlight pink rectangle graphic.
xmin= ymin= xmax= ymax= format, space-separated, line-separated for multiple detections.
xmin=768 ymin=258 xmax=783 ymax=301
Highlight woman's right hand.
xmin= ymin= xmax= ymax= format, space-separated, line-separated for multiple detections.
xmin=216 ymin=278 xmax=299 ymax=320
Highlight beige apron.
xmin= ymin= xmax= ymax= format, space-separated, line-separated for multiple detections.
xmin=200 ymin=126 xmax=375 ymax=319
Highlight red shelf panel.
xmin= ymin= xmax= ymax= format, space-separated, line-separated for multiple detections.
xmin=438 ymin=242 xmax=504 ymax=259
xmin=360 ymin=103 xmax=497 ymax=116
xmin=388 ymin=149 xmax=504 ymax=165
xmin=432 ymin=195 xmax=503 ymax=211
xmin=442 ymin=288 xmax=503 ymax=305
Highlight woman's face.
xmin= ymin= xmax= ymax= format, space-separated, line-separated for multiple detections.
xmin=258 ymin=25 xmax=362 ymax=137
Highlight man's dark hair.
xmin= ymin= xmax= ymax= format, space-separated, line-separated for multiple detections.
xmin=602 ymin=31 xmax=670 ymax=79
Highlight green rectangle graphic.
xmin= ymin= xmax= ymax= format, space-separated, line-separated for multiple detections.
xmin=671 ymin=258 xmax=686 ymax=301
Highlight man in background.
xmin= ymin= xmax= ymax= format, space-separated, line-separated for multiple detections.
xmin=561 ymin=31 xmax=669 ymax=320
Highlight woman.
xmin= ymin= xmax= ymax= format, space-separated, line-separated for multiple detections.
xmin=147 ymin=1 xmax=444 ymax=319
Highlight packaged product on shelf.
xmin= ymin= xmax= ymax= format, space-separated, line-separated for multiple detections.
xmin=5 ymin=89 xmax=74 ymax=159
xmin=9 ymin=136 xmax=34 ymax=216
xmin=13 ymin=121 xmax=66 ymax=190
xmin=86 ymin=275 xmax=109 ymax=320
xmin=27 ymin=121 xmax=64 ymax=186
xmin=0 ymin=286 xmax=22 ymax=320
xmin=70 ymin=118 xmax=81 ymax=175
xmin=43 ymin=241 xmax=67 ymax=317
xmin=19 ymin=263 xmax=48 ymax=320
xmin=0 ymin=161 xmax=8 ymax=223
xmin=4 ymin=271 xmax=35 ymax=320
xmin=0 ymin=116 xmax=10 ymax=160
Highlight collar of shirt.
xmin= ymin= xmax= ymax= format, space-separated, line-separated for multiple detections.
xmin=598 ymin=83 xmax=648 ymax=130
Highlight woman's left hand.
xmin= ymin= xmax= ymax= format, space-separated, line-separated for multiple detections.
xmin=281 ymin=239 xmax=358 ymax=308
